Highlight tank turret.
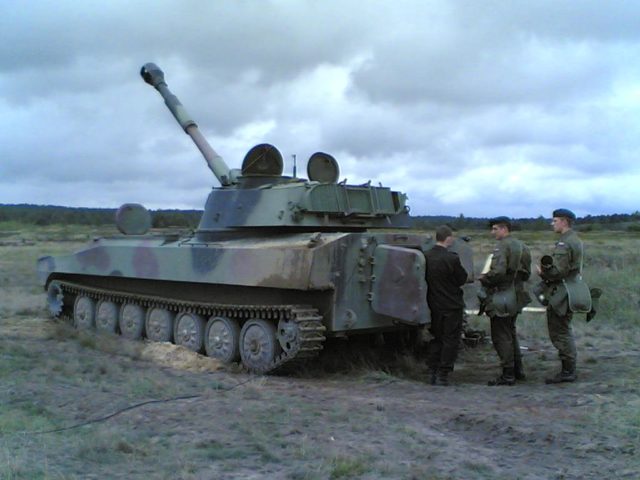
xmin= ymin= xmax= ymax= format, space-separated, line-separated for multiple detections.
xmin=141 ymin=63 xmax=411 ymax=235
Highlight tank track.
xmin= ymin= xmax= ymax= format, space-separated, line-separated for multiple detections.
xmin=54 ymin=280 xmax=326 ymax=374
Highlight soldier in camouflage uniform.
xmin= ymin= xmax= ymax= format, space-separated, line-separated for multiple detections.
xmin=538 ymin=208 xmax=582 ymax=383
xmin=479 ymin=217 xmax=531 ymax=386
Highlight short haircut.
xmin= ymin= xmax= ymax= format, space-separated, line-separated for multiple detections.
xmin=435 ymin=225 xmax=453 ymax=242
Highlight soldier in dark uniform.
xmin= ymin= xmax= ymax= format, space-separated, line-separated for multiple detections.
xmin=538 ymin=208 xmax=583 ymax=383
xmin=478 ymin=217 xmax=531 ymax=386
xmin=424 ymin=225 xmax=469 ymax=386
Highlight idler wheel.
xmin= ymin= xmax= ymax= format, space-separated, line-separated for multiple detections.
xmin=204 ymin=316 xmax=240 ymax=363
xmin=73 ymin=295 xmax=95 ymax=331
xmin=46 ymin=281 xmax=64 ymax=317
xmin=240 ymin=319 xmax=281 ymax=373
xmin=119 ymin=303 xmax=146 ymax=340
xmin=146 ymin=307 xmax=174 ymax=343
xmin=174 ymin=312 xmax=206 ymax=353
xmin=96 ymin=300 xmax=119 ymax=334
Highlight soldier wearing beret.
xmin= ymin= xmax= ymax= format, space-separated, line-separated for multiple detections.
xmin=538 ymin=208 xmax=583 ymax=383
xmin=478 ymin=217 xmax=531 ymax=386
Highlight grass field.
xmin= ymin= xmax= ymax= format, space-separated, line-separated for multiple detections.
xmin=0 ymin=224 xmax=639 ymax=479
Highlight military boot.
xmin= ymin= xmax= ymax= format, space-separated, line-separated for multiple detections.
xmin=545 ymin=361 xmax=577 ymax=384
xmin=514 ymin=361 xmax=526 ymax=381
xmin=428 ymin=369 xmax=438 ymax=386
xmin=488 ymin=367 xmax=515 ymax=386
xmin=435 ymin=370 xmax=449 ymax=386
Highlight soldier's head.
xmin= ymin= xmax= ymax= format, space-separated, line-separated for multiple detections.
xmin=435 ymin=225 xmax=454 ymax=247
xmin=551 ymin=208 xmax=575 ymax=233
xmin=489 ymin=216 xmax=511 ymax=240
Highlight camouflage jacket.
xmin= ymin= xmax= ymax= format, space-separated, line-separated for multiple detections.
xmin=480 ymin=236 xmax=531 ymax=289
xmin=540 ymin=229 xmax=583 ymax=284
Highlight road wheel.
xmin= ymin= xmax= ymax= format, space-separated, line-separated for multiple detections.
xmin=119 ymin=303 xmax=145 ymax=340
xmin=145 ymin=307 xmax=174 ymax=343
xmin=240 ymin=319 xmax=281 ymax=373
xmin=204 ymin=316 xmax=240 ymax=363
xmin=174 ymin=312 xmax=205 ymax=352
xmin=96 ymin=300 xmax=119 ymax=334
xmin=73 ymin=295 xmax=95 ymax=331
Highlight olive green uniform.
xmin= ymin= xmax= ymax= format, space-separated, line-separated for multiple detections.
xmin=480 ymin=236 xmax=531 ymax=382
xmin=540 ymin=229 xmax=583 ymax=371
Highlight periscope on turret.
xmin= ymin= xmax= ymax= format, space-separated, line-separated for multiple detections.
xmin=36 ymin=63 xmax=473 ymax=374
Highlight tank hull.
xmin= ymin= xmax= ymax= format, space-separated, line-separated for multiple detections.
xmin=39 ymin=230 xmax=435 ymax=373
xmin=38 ymin=230 xmax=433 ymax=336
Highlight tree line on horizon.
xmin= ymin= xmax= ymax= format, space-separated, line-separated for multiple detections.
xmin=1 ymin=204 xmax=639 ymax=232
xmin=412 ymin=212 xmax=640 ymax=232
xmin=0 ymin=204 xmax=201 ymax=229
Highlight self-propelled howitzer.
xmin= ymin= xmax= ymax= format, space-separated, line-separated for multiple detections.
xmin=37 ymin=63 xmax=473 ymax=373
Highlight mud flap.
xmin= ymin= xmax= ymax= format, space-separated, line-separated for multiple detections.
xmin=370 ymin=245 xmax=429 ymax=325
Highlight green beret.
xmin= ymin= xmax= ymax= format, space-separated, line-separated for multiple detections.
xmin=552 ymin=208 xmax=576 ymax=220
xmin=488 ymin=216 xmax=511 ymax=229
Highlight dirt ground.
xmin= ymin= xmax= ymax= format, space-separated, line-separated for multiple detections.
xmin=1 ymin=237 xmax=639 ymax=479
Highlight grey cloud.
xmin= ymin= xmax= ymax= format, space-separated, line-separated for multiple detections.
xmin=0 ymin=0 xmax=638 ymax=217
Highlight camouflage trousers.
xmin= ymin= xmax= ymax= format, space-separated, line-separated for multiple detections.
xmin=427 ymin=308 xmax=463 ymax=373
xmin=490 ymin=315 xmax=523 ymax=370
xmin=546 ymin=308 xmax=576 ymax=363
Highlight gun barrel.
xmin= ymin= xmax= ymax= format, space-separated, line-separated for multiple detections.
xmin=140 ymin=63 xmax=233 ymax=186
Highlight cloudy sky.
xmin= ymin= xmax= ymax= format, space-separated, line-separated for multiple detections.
xmin=1 ymin=1 xmax=638 ymax=218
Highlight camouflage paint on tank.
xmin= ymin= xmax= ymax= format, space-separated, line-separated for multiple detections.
xmin=132 ymin=239 xmax=160 ymax=277
xmin=195 ymin=179 xmax=410 ymax=235
xmin=315 ymin=231 xmax=434 ymax=332
xmin=75 ymin=244 xmax=110 ymax=271
xmin=38 ymin=233 xmax=338 ymax=291
xmin=38 ymin=63 xmax=477 ymax=373
xmin=38 ymin=230 xmax=437 ymax=333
